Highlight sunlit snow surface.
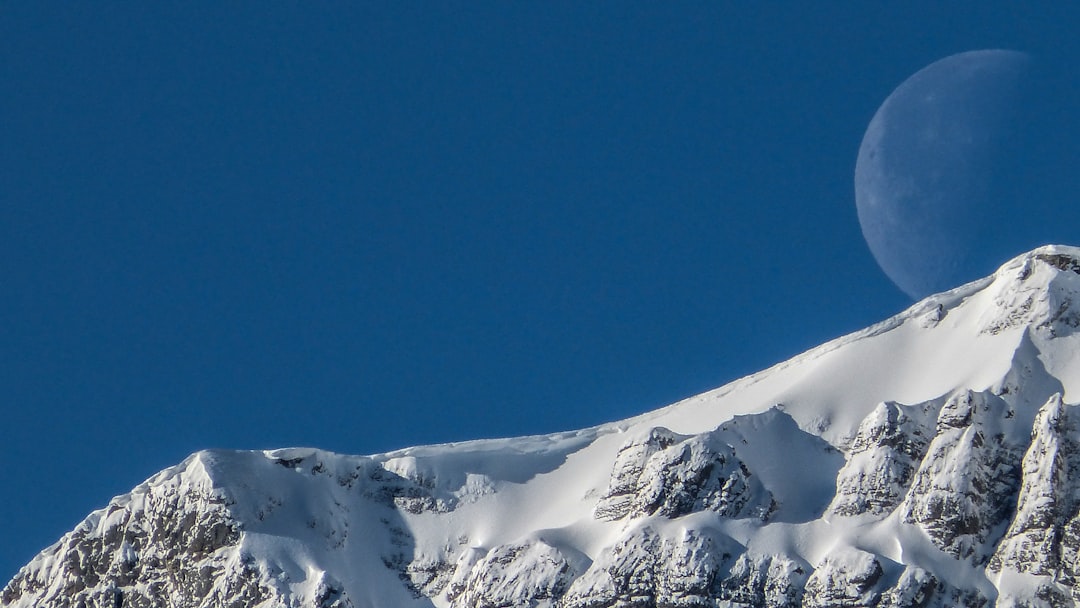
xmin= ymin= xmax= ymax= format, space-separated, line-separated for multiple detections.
xmin=13 ymin=245 xmax=1080 ymax=607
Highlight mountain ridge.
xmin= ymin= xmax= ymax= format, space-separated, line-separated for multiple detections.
xmin=9 ymin=245 xmax=1080 ymax=607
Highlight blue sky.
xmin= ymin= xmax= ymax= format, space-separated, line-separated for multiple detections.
xmin=2 ymin=4 xmax=1078 ymax=581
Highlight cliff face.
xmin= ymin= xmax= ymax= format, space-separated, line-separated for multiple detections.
xmin=12 ymin=245 xmax=1080 ymax=608
xmin=1 ymin=455 xmax=268 ymax=608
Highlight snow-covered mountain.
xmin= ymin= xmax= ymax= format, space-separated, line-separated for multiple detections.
xmin=11 ymin=245 xmax=1080 ymax=608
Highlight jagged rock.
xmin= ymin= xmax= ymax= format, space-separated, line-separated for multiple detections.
xmin=829 ymin=400 xmax=934 ymax=517
xmin=383 ymin=544 xmax=457 ymax=600
xmin=900 ymin=390 xmax=1022 ymax=562
xmin=990 ymin=394 xmax=1078 ymax=576
xmin=877 ymin=566 xmax=990 ymax=608
xmin=0 ymin=453 xmax=352 ymax=608
xmin=562 ymin=526 xmax=739 ymax=608
xmin=655 ymin=528 xmax=736 ymax=605
xmin=982 ymin=251 xmax=1080 ymax=337
xmin=801 ymin=549 xmax=885 ymax=608
xmin=715 ymin=552 xmax=808 ymax=608
xmin=987 ymin=393 xmax=1080 ymax=607
xmin=365 ymin=460 xmax=455 ymax=514
xmin=594 ymin=427 xmax=684 ymax=520
xmin=444 ymin=540 xmax=574 ymax=608
xmin=1060 ymin=513 xmax=1080 ymax=590
xmin=595 ymin=426 xmax=774 ymax=522
xmin=561 ymin=527 xmax=663 ymax=608
xmin=877 ymin=566 xmax=937 ymax=608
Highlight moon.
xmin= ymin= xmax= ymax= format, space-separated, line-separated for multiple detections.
xmin=855 ymin=50 xmax=1031 ymax=299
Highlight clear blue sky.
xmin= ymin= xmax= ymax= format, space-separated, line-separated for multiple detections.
xmin=2 ymin=4 xmax=1078 ymax=581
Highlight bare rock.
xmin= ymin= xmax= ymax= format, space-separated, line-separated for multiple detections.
xmin=900 ymin=390 xmax=1022 ymax=562
xmin=595 ymin=426 xmax=774 ymax=523
xmin=829 ymin=400 xmax=934 ymax=517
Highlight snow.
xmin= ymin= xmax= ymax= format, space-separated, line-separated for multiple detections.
xmin=13 ymin=245 xmax=1080 ymax=607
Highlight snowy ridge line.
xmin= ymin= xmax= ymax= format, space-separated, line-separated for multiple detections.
xmin=625 ymin=253 xmax=1006 ymax=437
xmin=9 ymin=244 xmax=1080 ymax=608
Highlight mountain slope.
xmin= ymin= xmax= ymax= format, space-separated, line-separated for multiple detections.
xmin=10 ymin=245 xmax=1080 ymax=607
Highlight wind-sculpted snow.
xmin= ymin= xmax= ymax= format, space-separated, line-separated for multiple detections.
xmin=17 ymin=246 xmax=1080 ymax=607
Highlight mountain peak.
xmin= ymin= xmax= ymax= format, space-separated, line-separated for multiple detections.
xmin=989 ymin=244 xmax=1080 ymax=288
xmin=974 ymin=244 xmax=1080 ymax=337
xmin=1015 ymin=244 xmax=1080 ymax=273
xmin=13 ymin=246 xmax=1080 ymax=607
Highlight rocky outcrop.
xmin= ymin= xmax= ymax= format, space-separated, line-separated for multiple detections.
xmin=900 ymin=390 xmax=1022 ymax=562
xmin=594 ymin=426 xmax=774 ymax=522
xmin=593 ymin=427 xmax=684 ymax=521
xmin=981 ymin=251 xmax=1080 ymax=337
xmin=828 ymin=400 xmax=934 ymax=517
xmin=802 ymin=549 xmax=886 ymax=608
xmin=878 ymin=566 xmax=989 ymax=608
xmin=1 ymin=453 xmax=353 ymax=608
xmin=715 ymin=552 xmax=808 ymax=608
xmin=562 ymin=526 xmax=740 ymax=608
xmin=986 ymin=393 xmax=1080 ymax=607
xmin=989 ymin=394 xmax=1078 ymax=577
xmin=445 ymin=541 xmax=575 ymax=608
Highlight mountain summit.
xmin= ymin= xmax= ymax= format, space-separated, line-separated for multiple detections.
xmin=9 ymin=245 xmax=1080 ymax=608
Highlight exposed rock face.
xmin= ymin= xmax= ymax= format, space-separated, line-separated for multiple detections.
xmin=593 ymin=427 xmax=683 ymax=521
xmin=715 ymin=552 xmax=808 ymax=608
xmin=878 ymin=567 xmax=990 ymax=608
xmin=1 ymin=453 xmax=351 ymax=608
xmin=801 ymin=549 xmax=885 ymax=608
xmin=981 ymin=251 xmax=1080 ymax=337
xmin=445 ymin=541 xmax=575 ymax=608
xmin=990 ymin=394 xmax=1076 ymax=577
xmin=986 ymin=393 xmax=1080 ymax=606
xmin=828 ymin=400 xmax=933 ymax=517
xmin=900 ymin=390 xmax=1022 ymax=562
xmin=594 ymin=426 xmax=775 ymax=522
xmin=562 ymin=526 xmax=740 ymax=608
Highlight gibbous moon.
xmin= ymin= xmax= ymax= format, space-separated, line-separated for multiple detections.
xmin=855 ymin=50 xmax=1031 ymax=299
